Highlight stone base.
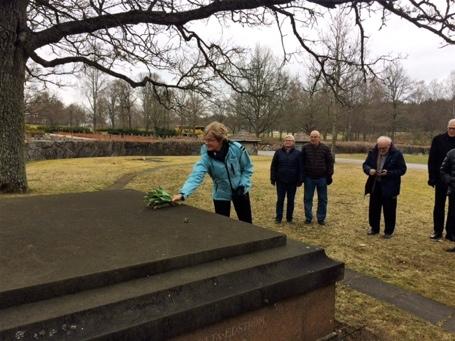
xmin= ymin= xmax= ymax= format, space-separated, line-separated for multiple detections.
xmin=172 ymin=285 xmax=335 ymax=341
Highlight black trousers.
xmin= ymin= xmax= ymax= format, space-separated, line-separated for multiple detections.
xmin=444 ymin=194 xmax=455 ymax=240
xmin=213 ymin=193 xmax=252 ymax=223
xmin=369 ymin=184 xmax=397 ymax=235
xmin=433 ymin=182 xmax=455 ymax=238
xmin=275 ymin=181 xmax=297 ymax=222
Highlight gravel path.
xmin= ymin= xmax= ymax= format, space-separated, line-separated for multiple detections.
xmin=258 ymin=151 xmax=426 ymax=170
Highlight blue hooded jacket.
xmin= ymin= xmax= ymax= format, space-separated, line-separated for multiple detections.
xmin=180 ymin=141 xmax=254 ymax=201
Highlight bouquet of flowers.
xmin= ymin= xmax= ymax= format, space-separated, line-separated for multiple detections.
xmin=144 ymin=187 xmax=175 ymax=209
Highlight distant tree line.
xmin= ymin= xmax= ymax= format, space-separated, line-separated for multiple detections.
xmin=26 ymin=46 xmax=455 ymax=147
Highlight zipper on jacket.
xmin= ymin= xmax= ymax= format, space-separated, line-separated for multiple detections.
xmin=230 ymin=163 xmax=235 ymax=175
xmin=224 ymin=161 xmax=235 ymax=194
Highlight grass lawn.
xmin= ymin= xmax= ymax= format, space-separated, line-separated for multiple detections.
xmin=2 ymin=155 xmax=454 ymax=340
xmin=337 ymin=153 xmax=428 ymax=164
xmin=5 ymin=156 xmax=192 ymax=196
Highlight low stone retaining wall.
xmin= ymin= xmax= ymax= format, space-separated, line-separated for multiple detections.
xmin=26 ymin=140 xmax=429 ymax=161
xmin=26 ymin=140 xmax=202 ymax=161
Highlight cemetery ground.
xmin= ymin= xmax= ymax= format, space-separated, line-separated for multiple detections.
xmin=2 ymin=155 xmax=455 ymax=340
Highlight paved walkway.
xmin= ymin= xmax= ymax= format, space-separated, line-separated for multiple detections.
xmin=342 ymin=269 xmax=455 ymax=333
xmin=107 ymin=157 xmax=454 ymax=335
xmin=258 ymin=151 xmax=427 ymax=170
xmin=335 ymin=157 xmax=427 ymax=170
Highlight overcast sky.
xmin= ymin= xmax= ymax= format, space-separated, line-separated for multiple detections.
xmin=54 ymin=7 xmax=455 ymax=106
xmin=366 ymin=13 xmax=455 ymax=83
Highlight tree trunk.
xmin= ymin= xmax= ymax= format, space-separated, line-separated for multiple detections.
xmin=330 ymin=107 xmax=338 ymax=155
xmin=128 ymin=109 xmax=132 ymax=130
xmin=0 ymin=0 xmax=28 ymax=193
xmin=391 ymin=102 xmax=398 ymax=140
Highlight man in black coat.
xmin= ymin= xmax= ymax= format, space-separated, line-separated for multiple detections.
xmin=439 ymin=148 xmax=455 ymax=251
xmin=363 ymin=136 xmax=407 ymax=239
xmin=428 ymin=119 xmax=455 ymax=241
xmin=270 ymin=135 xmax=302 ymax=224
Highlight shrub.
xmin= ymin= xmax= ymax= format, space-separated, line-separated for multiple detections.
xmin=96 ymin=128 xmax=155 ymax=136
xmin=154 ymin=127 xmax=177 ymax=137
xmin=43 ymin=126 xmax=92 ymax=134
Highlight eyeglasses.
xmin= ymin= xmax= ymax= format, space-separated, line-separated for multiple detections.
xmin=448 ymin=127 xmax=455 ymax=130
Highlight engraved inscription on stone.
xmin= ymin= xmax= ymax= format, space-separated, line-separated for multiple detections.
xmin=200 ymin=316 xmax=266 ymax=341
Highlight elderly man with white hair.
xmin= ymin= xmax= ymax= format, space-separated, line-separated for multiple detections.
xmin=363 ymin=136 xmax=407 ymax=239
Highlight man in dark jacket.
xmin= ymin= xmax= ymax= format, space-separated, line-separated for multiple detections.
xmin=439 ymin=148 xmax=455 ymax=251
xmin=427 ymin=119 xmax=455 ymax=241
xmin=270 ymin=135 xmax=302 ymax=224
xmin=301 ymin=130 xmax=334 ymax=225
xmin=363 ymin=136 xmax=407 ymax=239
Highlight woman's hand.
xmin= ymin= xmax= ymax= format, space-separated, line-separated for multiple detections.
xmin=172 ymin=194 xmax=183 ymax=202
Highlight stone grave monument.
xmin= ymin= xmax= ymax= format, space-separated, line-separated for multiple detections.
xmin=0 ymin=190 xmax=343 ymax=340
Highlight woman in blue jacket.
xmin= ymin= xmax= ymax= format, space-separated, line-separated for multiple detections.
xmin=172 ymin=122 xmax=254 ymax=223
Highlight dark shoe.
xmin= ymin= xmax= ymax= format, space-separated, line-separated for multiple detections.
xmin=430 ymin=233 xmax=442 ymax=240
xmin=383 ymin=233 xmax=393 ymax=239
xmin=446 ymin=247 xmax=455 ymax=252
xmin=304 ymin=219 xmax=312 ymax=224
xmin=287 ymin=221 xmax=295 ymax=225
xmin=318 ymin=220 xmax=326 ymax=225
xmin=274 ymin=219 xmax=282 ymax=224
xmin=367 ymin=228 xmax=379 ymax=235
xmin=445 ymin=235 xmax=455 ymax=242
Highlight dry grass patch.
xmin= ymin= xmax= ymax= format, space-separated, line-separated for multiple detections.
xmin=1 ymin=156 xmax=193 ymax=197
xmin=336 ymin=285 xmax=455 ymax=340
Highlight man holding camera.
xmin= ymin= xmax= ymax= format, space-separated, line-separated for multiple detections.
xmin=363 ymin=136 xmax=407 ymax=239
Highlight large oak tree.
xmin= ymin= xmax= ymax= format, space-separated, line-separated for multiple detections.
xmin=1 ymin=0 xmax=454 ymax=192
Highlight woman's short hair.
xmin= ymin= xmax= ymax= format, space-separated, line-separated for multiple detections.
xmin=283 ymin=134 xmax=295 ymax=141
xmin=204 ymin=121 xmax=228 ymax=141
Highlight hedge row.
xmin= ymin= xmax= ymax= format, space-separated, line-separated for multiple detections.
xmin=28 ymin=125 xmax=177 ymax=137
xmin=43 ymin=126 xmax=92 ymax=134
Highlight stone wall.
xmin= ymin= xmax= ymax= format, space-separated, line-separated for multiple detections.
xmin=26 ymin=140 xmax=202 ymax=161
